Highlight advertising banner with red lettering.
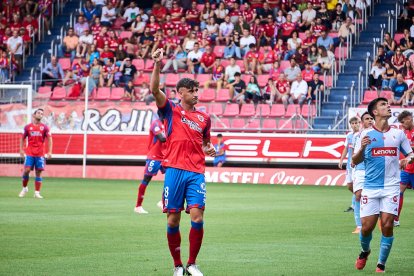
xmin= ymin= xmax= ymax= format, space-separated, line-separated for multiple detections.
xmin=0 ymin=164 xmax=347 ymax=186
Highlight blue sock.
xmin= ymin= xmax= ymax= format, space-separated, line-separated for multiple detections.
xmin=378 ymin=235 xmax=394 ymax=265
xmin=191 ymin=221 xmax=204 ymax=230
xmin=354 ymin=200 xmax=362 ymax=228
xmin=352 ymin=194 xmax=356 ymax=209
xmin=167 ymin=225 xmax=180 ymax=234
xmin=359 ymin=232 xmax=372 ymax=252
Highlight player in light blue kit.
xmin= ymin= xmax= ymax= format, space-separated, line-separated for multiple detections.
xmin=350 ymin=112 xmax=374 ymax=234
xmin=339 ymin=116 xmax=360 ymax=212
xmin=353 ymin=98 xmax=414 ymax=273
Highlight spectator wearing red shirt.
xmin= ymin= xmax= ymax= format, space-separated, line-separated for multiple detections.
xmin=164 ymin=28 xmax=181 ymax=57
xmin=186 ymin=1 xmax=200 ymax=27
xmin=176 ymin=17 xmax=191 ymax=38
xmin=274 ymin=73 xmax=291 ymax=110
xmin=244 ymin=44 xmax=265 ymax=75
xmin=280 ymin=14 xmax=297 ymax=41
xmin=152 ymin=2 xmax=167 ymax=23
xmin=99 ymin=44 xmax=115 ymax=62
xmin=147 ymin=15 xmax=161 ymax=35
xmin=91 ymin=17 xmax=103 ymax=37
xmin=95 ymin=26 xmax=109 ymax=52
xmin=250 ymin=18 xmax=264 ymax=43
xmin=0 ymin=50 xmax=10 ymax=82
xmin=258 ymin=49 xmax=278 ymax=74
xmin=152 ymin=29 xmax=165 ymax=55
xmin=169 ymin=1 xmax=183 ymax=23
xmin=242 ymin=2 xmax=257 ymax=24
xmin=302 ymin=61 xmax=315 ymax=82
xmin=162 ymin=14 xmax=175 ymax=35
xmin=311 ymin=17 xmax=326 ymax=37
xmin=22 ymin=14 xmax=39 ymax=38
xmin=261 ymin=16 xmax=276 ymax=46
xmin=273 ymin=38 xmax=286 ymax=61
xmin=199 ymin=45 xmax=216 ymax=74
xmin=10 ymin=14 xmax=22 ymax=33
xmin=302 ymin=29 xmax=317 ymax=52
xmin=100 ymin=57 xmax=118 ymax=87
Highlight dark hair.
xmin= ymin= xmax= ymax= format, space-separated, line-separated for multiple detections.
xmin=397 ymin=110 xmax=413 ymax=122
xmin=217 ymin=133 xmax=223 ymax=138
xmin=360 ymin=111 xmax=371 ymax=121
xmin=33 ymin=108 xmax=44 ymax=114
xmin=234 ymin=72 xmax=241 ymax=77
xmin=176 ymin=78 xmax=199 ymax=91
xmin=367 ymin=97 xmax=388 ymax=118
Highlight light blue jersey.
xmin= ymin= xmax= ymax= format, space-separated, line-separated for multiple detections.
xmin=344 ymin=132 xmax=355 ymax=171
xmin=352 ymin=132 xmax=365 ymax=171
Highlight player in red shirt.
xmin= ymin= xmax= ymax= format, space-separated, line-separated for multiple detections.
xmin=134 ymin=118 xmax=166 ymax=214
xmin=395 ymin=110 xmax=414 ymax=226
xmin=19 ymin=109 xmax=52 ymax=199
xmin=151 ymin=48 xmax=215 ymax=276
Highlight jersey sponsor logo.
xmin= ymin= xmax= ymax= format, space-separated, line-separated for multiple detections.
xmin=181 ymin=117 xmax=202 ymax=132
xmin=30 ymin=131 xmax=42 ymax=136
xmin=371 ymin=147 xmax=398 ymax=157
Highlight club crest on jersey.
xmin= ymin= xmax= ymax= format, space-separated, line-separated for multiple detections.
xmin=392 ymin=196 xmax=398 ymax=203
xmin=181 ymin=117 xmax=202 ymax=132
xmin=197 ymin=115 xmax=204 ymax=122
xmin=371 ymin=147 xmax=397 ymax=157
xmin=40 ymin=126 xmax=44 ymax=131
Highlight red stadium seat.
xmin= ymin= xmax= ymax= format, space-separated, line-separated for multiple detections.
xmin=50 ymin=87 xmax=67 ymax=100
xmin=133 ymin=73 xmax=150 ymax=86
xmin=246 ymin=119 xmax=261 ymax=130
xmin=239 ymin=104 xmax=256 ymax=117
xmin=262 ymin=118 xmax=277 ymax=130
xmin=270 ymin=104 xmax=285 ymax=117
xmin=214 ymin=45 xmax=225 ymax=58
xmin=256 ymin=104 xmax=271 ymax=117
xmin=216 ymin=89 xmax=230 ymax=102
xmin=120 ymin=31 xmax=132 ymax=40
xmin=214 ymin=118 xmax=230 ymax=129
xmin=58 ymin=58 xmax=71 ymax=71
xmin=110 ymin=87 xmax=125 ymax=100
xmin=298 ymin=32 xmax=306 ymax=40
xmin=196 ymin=74 xmax=212 ymax=86
xmin=165 ymin=73 xmax=180 ymax=87
xmin=285 ymin=104 xmax=299 ymax=117
xmin=380 ymin=90 xmax=393 ymax=101
xmin=328 ymin=32 xmax=338 ymax=38
xmin=334 ymin=46 xmax=348 ymax=60
xmin=295 ymin=120 xmax=310 ymax=129
xmin=280 ymin=60 xmax=291 ymax=71
xmin=132 ymin=59 xmax=145 ymax=71
xmin=223 ymin=103 xmax=240 ymax=117
xmin=242 ymin=74 xmax=251 ymax=84
xmin=278 ymin=119 xmax=293 ymax=130
xmin=257 ymin=75 xmax=269 ymax=88
xmin=235 ymin=60 xmax=245 ymax=72
xmin=199 ymin=88 xmax=216 ymax=102
xmin=301 ymin=104 xmax=316 ymax=117
xmin=220 ymin=59 xmax=230 ymax=68
xmin=209 ymin=103 xmax=224 ymax=116
xmin=144 ymin=59 xmax=154 ymax=72
xmin=180 ymin=73 xmax=195 ymax=80
xmin=321 ymin=75 xmax=333 ymax=89
xmin=362 ymin=90 xmax=379 ymax=104
xmin=394 ymin=33 xmax=404 ymax=44
xmin=196 ymin=4 xmax=204 ymax=11
xmin=231 ymin=118 xmax=246 ymax=129
xmin=95 ymin=87 xmax=111 ymax=100
xmin=36 ymin=86 xmax=52 ymax=99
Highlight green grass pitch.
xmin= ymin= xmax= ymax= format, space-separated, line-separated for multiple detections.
xmin=0 ymin=177 xmax=413 ymax=275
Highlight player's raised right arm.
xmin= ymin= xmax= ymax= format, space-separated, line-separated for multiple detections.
xmin=151 ymin=48 xmax=167 ymax=107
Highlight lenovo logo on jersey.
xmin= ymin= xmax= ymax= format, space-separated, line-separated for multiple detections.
xmin=371 ymin=147 xmax=398 ymax=157
xmin=181 ymin=117 xmax=202 ymax=132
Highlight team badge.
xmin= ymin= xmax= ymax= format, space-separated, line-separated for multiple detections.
xmin=181 ymin=111 xmax=185 ymax=115
xmin=40 ymin=126 xmax=44 ymax=131
xmin=200 ymin=182 xmax=206 ymax=190
xmin=197 ymin=115 xmax=204 ymax=122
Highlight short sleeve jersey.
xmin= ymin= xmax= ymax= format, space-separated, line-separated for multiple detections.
xmin=351 ymin=131 xmax=365 ymax=171
xmin=403 ymin=128 xmax=414 ymax=173
xmin=147 ymin=119 xmax=166 ymax=160
xmin=344 ymin=132 xmax=354 ymax=170
xmin=354 ymin=126 xmax=413 ymax=189
xmin=159 ymin=100 xmax=211 ymax=173
xmin=22 ymin=123 xmax=51 ymax=157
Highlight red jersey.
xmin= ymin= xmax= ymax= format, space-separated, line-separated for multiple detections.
xmin=281 ymin=22 xmax=296 ymax=37
xmin=170 ymin=7 xmax=183 ymax=22
xmin=302 ymin=35 xmax=317 ymax=47
xmin=176 ymin=22 xmax=191 ymax=37
xmin=153 ymin=6 xmax=167 ymax=21
xmin=245 ymin=50 xmax=264 ymax=62
xmin=91 ymin=25 xmax=103 ymax=37
xmin=263 ymin=50 xmax=277 ymax=64
xmin=263 ymin=23 xmax=276 ymax=37
xmin=163 ymin=22 xmax=176 ymax=33
xmin=100 ymin=50 xmax=115 ymax=60
xmin=159 ymin=100 xmax=211 ymax=173
xmin=147 ymin=22 xmax=161 ymax=35
xmin=95 ymin=35 xmax=109 ymax=49
xmin=147 ymin=120 xmax=166 ymax=160
xmin=313 ymin=25 xmax=326 ymax=36
xmin=200 ymin=52 xmax=216 ymax=67
xmin=242 ymin=9 xmax=255 ymax=22
xmin=186 ymin=9 xmax=200 ymax=24
xmin=302 ymin=69 xmax=315 ymax=82
xmin=22 ymin=123 xmax=51 ymax=157
xmin=404 ymin=128 xmax=414 ymax=173
xmin=275 ymin=80 xmax=290 ymax=94
xmin=10 ymin=22 xmax=22 ymax=32
xmin=250 ymin=23 xmax=264 ymax=38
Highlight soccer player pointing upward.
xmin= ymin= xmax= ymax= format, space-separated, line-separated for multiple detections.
xmin=352 ymin=98 xmax=413 ymax=273
xmin=151 ymin=48 xmax=216 ymax=276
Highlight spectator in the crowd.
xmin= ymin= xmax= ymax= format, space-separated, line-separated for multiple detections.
xmin=288 ymin=4 xmax=302 ymax=24
xmin=101 ymin=2 xmax=116 ymax=27
xmin=224 ymin=57 xmax=241 ymax=84
xmin=382 ymin=32 xmax=396 ymax=59
xmin=285 ymin=30 xmax=302 ymax=60
xmin=199 ymin=45 xmax=216 ymax=74
xmin=392 ymin=73 xmax=410 ymax=105
xmin=316 ymin=30 xmax=334 ymax=52
xmin=337 ymin=16 xmax=355 ymax=44
xmin=405 ymin=87 xmax=414 ymax=106
xmin=170 ymin=1 xmax=183 ymax=23
xmin=300 ymin=2 xmax=316 ymax=30
xmin=41 ymin=56 xmax=65 ymax=91
xmin=402 ymin=59 xmax=414 ymax=88
xmin=275 ymin=9 xmax=286 ymax=27
xmin=243 ymin=75 xmax=262 ymax=104
xmin=89 ymin=57 xmax=102 ymax=87
xmin=168 ymin=89 xmax=180 ymax=104
xmin=256 ymin=2 xmax=273 ymax=21
xmin=391 ymin=47 xmax=406 ymax=73
xmin=81 ymin=0 xmax=98 ymax=22
xmin=58 ymin=27 xmax=79 ymax=62
xmin=289 ymin=73 xmax=308 ymax=110
xmin=399 ymin=28 xmax=414 ymax=56
xmin=22 ymin=14 xmax=39 ymax=38
xmin=7 ymin=30 xmax=23 ymax=72
xmin=369 ymin=61 xmax=386 ymax=90
xmin=38 ymin=0 xmax=52 ymax=35
xmin=0 ymin=51 xmax=10 ymax=82
xmin=76 ymin=29 xmax=94 ymax=58
xmin=381 ymin=62 xmax=397 ymax=90
xmin=302 ymin=61 xmax=315 ymax=82
xmin=205 ymin=17 xmax=219 ymax=44
xmin=268 ymin=60 xmax=282 ymax=80
xmin=123 ymin=80 xmax=136 ymax=101
xmin=274 ymin=73 xmax=291 ymax=110
xmin=307 ymin=72 xmax=324 ymax=103
xmin=100 ymin=57 xmax=118 ymax=87
xmin=131 ymin=15 xmax=146 ymax=35
xmin=185 ymin=1 xmax=200 ymax=27
xmin=187 ymin=42 xmax=203 ymax=73
xmin=273 ymin=37 xmax=286 ymax=60
xmin=74 ymin=15 xmax=90 ymax=37
xmin=227 ymin=72 xmax=246 ymax=103
xmin=261 ymin=15 xmax=276 ymax=46
xmin=151 ymin=2 xmax=167 ymax=23
xmin=316 ymin=45 xmax=335 ymax=73
xmin=242 ymin=2 xmax=257 ymax=25
xmin=182 ymin=31 xmax=198 ymax=51
xmin=91 ymin=0 xmax=105 ymax=17
xmin=316 ymin=1 xmax=331 ymax=28
xmin=204 ymin=59 xmax=225 ymax=90
xmin=284 ymin=58 xmax=302 ymax=83
xmin=91 ymin=17 xmax=103 ymax=37
xmin=308 ymin=44 xmax=319 ymax=70
xmin=398 ymin=3 xmax=412 ymax=32
xmin=122 ymin=1 xmax=140 ymax=30
xmin=218 ymin=15 xmax=234 ymax=46
xmin=374 ymin=45 xmax=387 ymax=65
xmin=214 ymin=2 xmax=229 ymax=24
xmin=161 ymin=45 xmax=188 ymax=73
xmin=87 ymin=44 xmax=100 ymax=65
xmin=224 ymin=30 xmax=242 ymax=59
xmin=63 ymin=58 xmax=91 ymax=96
xmin=233 ymin=17 xmax=250 ymax=37
xmin=200 ymin=2 xmax=215 ymax=26
xmin=280 ymin=14 xmax=297 ymax=41
xmin=240 ymin=29 xmax=256 ymax=57
xmin=163 ymin=28 xmax=180 ymax=57
xmin=262 ymin=78 xmax=276 ymax=104
xmin=99 ymin=43 xmax=115 ymax=62
xmin=138 ymin=27 xmax=154 ymax=59
xmin=331 ymin=3 xmax=346 ymax=31
xmin=257 ymin=48 xmax=278 ymax=75
xmin=117 ymin=57 xmax=137 ymax=86
xmin=244 ymin=44 xmax=264 ymax=75
xmin=151 ymin=29 xmax=165 ymax=56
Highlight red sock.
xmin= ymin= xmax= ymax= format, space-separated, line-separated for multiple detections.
xmin=22 ymin=177 xmax=29 ymax=188
xmin=395 ymin=192 xmax=404 ymax=221
xmin=167 ymin=227 xmax=182 ymax=267
xmin=34 ymin=177 xmax=42 ymax=192
xmin=136 ymin=184 xmax=148 ymax=207
xmin=187 ymin=221 xmax=204 ymax=265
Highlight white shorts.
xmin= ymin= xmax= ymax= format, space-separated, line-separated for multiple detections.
xmin=352 ymin=170 xmax=365 ymax=193
xmin=360 ymin=188 xmax=399 ymax=218
xmin=346 ymin=168 xmax=353 ymax=184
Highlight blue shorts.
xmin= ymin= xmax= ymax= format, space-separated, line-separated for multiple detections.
xmin=401 ymin=171 xmax=414 ymax=189
xmin=213 ymin=156 xmax=226 ymax=167
xmin=162 ymin=167 xmax=206 ymax=213
xmin=24 ymin=156 xmax=45 ymax=171
xmin=144 ymin=159 xmax=165 ymax=176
